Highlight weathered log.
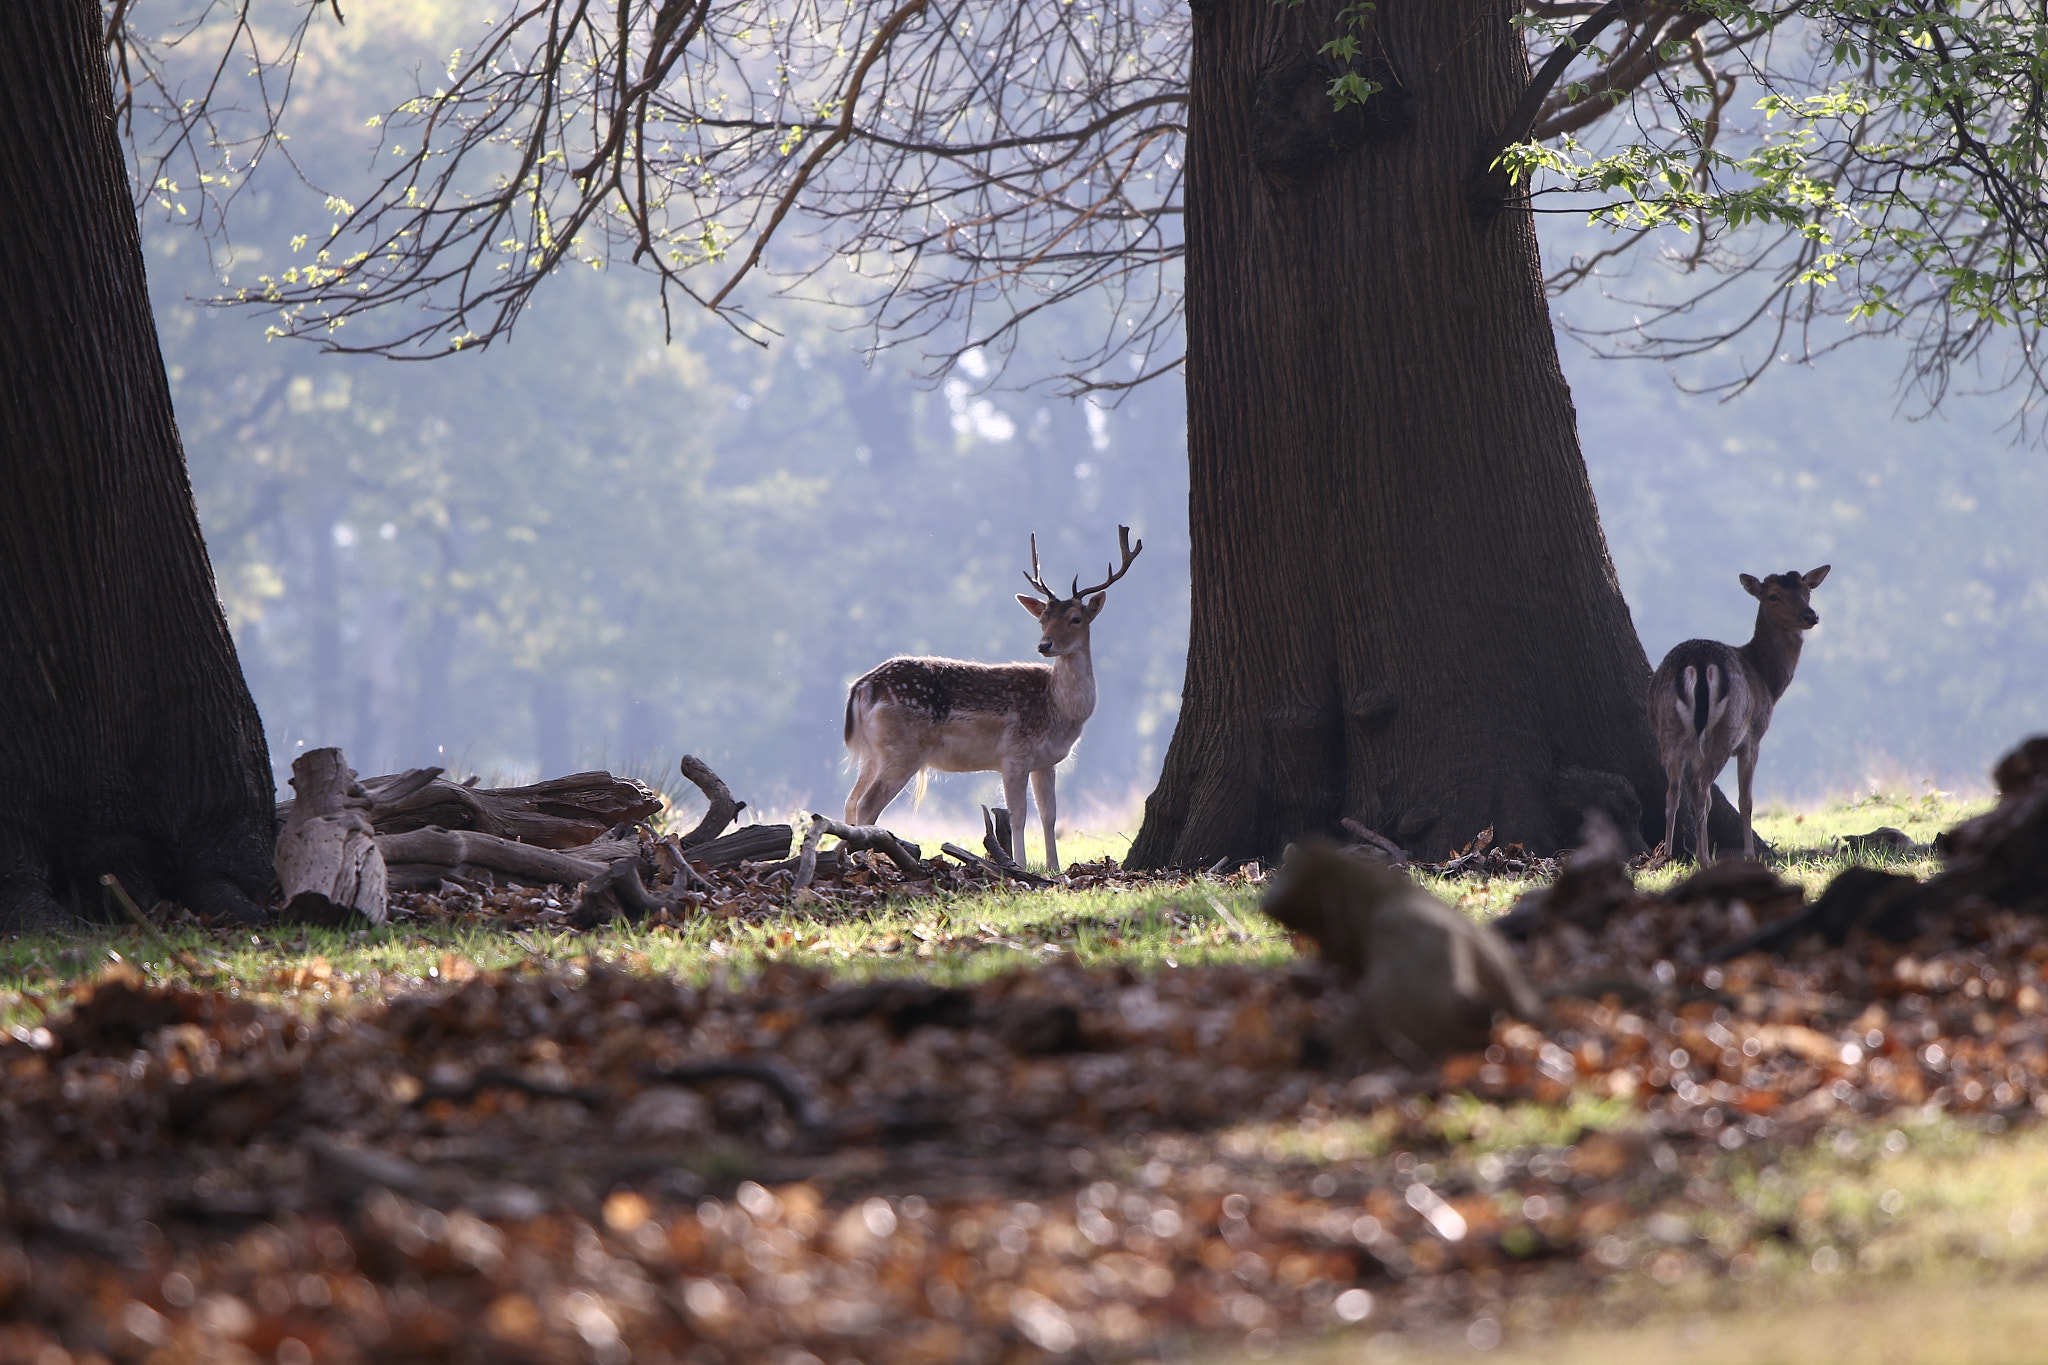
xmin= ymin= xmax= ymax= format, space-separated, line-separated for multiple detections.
xmin=760 ymin=848 xmax=847 ymax=880
xmin=374 ymin=828 xmax=606 ymax=891
xmin=275 ymin=749 xmax=388 ymax=926
xmin=983 ymin=805 xmax=1015 ymax=862
xmin=942 ymin=840 xmax=1050 ymax=888
xmin=794 ymin=816 xmax=925 ymax=888
xmin=1339 ymin=817 xmax=1409 ymax=864
xmin=979 ymin=806 xmax=1051 ymax=885
xmin=278 ymin=768 xmax=660 ymax=850
xmin=685 ymin=823 xmax=794 ymax=868
xmin=656 ymin=834 xmax=715 ymax=891
xmin=676 ymin=754 xmax=745 ymax=849
xmin=574 ymin=859 xmax=664 ymax=927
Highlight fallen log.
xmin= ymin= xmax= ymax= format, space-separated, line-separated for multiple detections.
xmin=656 ymin=834 xmax=714 ymax=892
xmin=794 ymin=816 xmax=925 ymax=888
xmin=686 ymin=823 xmax=794 ymax=868
xmin=278 ymin=768 xmax=660 ymax=850
xmin=375 ymin=829 xmax=608 ymax=891
xmin=980 ymin=806 xmax=1051 ymax=885
xmin=942 ymin=840 xmax=1050 ymax=889
xmin=289 ymin=754 xmax=778 ymax=899
xmin=1339 ymin=818 xmax=1408 ymax=864
xmin=275 ymin=749 xmax=388 ymax=926
xmin=983 ymin=805 xmax=1015 ymax=862
xmin=573 ymin=860 xmax=665 ymax=927
xmin=676 ymin=754 xmax=745 ymax=849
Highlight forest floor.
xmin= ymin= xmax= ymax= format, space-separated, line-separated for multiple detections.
xmin=6 ymin=788 xmax=2046 ymax=1365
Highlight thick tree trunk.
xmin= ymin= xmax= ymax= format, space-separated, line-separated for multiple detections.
xmin=1131 ymin=0 xmax=1667 ymax=867
xmin=0 ymin=2 xmax=275 ymax=925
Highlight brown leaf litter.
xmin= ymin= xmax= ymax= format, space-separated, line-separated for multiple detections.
xmin=4 ymin=738 xmax=2047 ymax=1363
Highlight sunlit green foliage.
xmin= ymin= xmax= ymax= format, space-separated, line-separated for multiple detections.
xmin=1497 ymin=3 xmax=2048 ymax=399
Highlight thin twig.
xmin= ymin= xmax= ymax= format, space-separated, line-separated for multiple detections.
xmin=1202 ymin=893 xmax=1250 ymax=941
xmin=98 ymin=874 xmax=214 ymax=980
xmin=708 ymin=0 xmax=931 ymax=308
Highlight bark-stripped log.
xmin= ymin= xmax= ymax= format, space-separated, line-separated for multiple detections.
xmin=278 ymin=769 xmax=659 ymax=849
xmin=374 ymin=829 xmax=608 ymax=890
xmin=275 ymin=749 xmax=388 ymax=926
xmin=676 ymin=754 xmax=745 ymax=849
xmin=794 ymin=817 xmax=925 ymax=888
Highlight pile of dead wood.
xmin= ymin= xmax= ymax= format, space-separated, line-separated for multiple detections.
xmin=273 ymin=753 xmax=1056 ymax=929
xmin=273 ymin=750 xmax=792 ymax=927
xmin=1336 ymin=818 xmax=1556 ymax=880
xmin=1495 ymin=735 xmax=2048 ymax=969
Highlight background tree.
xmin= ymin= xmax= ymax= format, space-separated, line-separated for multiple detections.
xmin=192 ymin=2 xmax=2048 ymax=860
xmin=0 ymin=1 xmax=290 ymax=927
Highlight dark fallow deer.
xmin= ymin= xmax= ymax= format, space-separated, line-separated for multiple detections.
xmin=842 ymin=527 xmax=1143 ymax=873
xmin=1651 ymin=565 xmax=1830 ymax=862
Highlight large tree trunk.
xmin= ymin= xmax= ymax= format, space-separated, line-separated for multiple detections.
xmin=1131 ymin=0 xmax=1668 ymax=867
xmin=0 ymin=2 xmax=275 ymax=925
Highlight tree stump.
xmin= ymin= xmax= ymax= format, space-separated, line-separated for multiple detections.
xmin=275 ymin=749 xmax=387 ymax=926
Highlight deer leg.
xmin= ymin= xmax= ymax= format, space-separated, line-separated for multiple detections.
xmin=854 ymin=756 xmax=922 ymax=826
xmin=1735 ymin=744 xmax=1758 ymax=860
xmin=844 ymin=760 xmax=873 ymax=825
xmin=1691 ymin=768 xmax=1715 ymax=865
xmin=1000 ymin=768 xmax=1031 ymax=866
xmin=1031 ymin=769 xmax=1059 ymax=875
xmin=1661 ymin=753 xmax=1686 ymax=857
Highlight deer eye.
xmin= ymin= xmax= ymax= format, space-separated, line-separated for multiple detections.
xmin=1069 ymin=615 xmax=1083 ymax=625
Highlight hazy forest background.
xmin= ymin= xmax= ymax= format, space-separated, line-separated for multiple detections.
xmin=157 ymin=0 xmax=2048 ymax=821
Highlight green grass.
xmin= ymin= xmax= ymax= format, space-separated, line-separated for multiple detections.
xmin=1413 ymin=787 xmax=1991 ymax=923
xmin=0 ymin=790 xmax=1990 ymax=1029
xmin=0 ymin=857 xmax=1286 ymax=1029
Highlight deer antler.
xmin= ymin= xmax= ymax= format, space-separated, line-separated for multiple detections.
xmin=1072 ymin=525 xmax=1144 ymax=599
xmin=1022 ymin=532 xmax=1057 ymax=601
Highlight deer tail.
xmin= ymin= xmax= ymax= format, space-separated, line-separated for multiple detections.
xmin=1676 ymin=663 xmax=1718 ymax=757
xmin=1684 ymin=661 xmax=1733 ymax=757
xmin=843 ymin=681 xmax=861 ymax=746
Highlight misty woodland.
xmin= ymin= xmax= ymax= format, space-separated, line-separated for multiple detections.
xmin=2 ymin=3 xmax=2047 ymax=1363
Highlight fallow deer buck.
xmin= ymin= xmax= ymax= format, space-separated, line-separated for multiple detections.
xmin=843 ymin=527 xmax=1143 ymax=873
xmin=1651 ymin=565 xmax=1830 ymax=862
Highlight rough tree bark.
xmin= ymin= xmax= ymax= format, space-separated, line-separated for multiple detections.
xmin=1131 ymin=0 xmax=1679 ymax=868
xmin=0 ymin=2 xmax=275 ymax=925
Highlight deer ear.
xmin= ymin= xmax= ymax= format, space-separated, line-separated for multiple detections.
xmin=1083 ymin=592 xmax=1107 ymax=620
xmin=1739 ymin=573 xmax=1764 ymax=599
xmin=1016 ymin=594 xmax=1047 ymax=618
xmin=1803 ymin=564 xmax=1831 ymax=588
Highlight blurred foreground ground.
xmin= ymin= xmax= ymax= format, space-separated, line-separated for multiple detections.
xmin=2 ymin=789 xmax=2043 ymax=1364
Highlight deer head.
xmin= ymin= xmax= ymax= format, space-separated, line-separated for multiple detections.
xmin=1739 ymin=564 xmax=1830 ymax=631
xmin=1016 ymin=525 xmax=1143 ymax=659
